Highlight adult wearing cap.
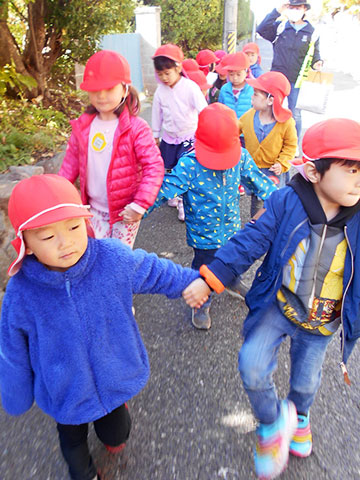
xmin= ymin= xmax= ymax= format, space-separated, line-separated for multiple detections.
xmin=148 ymin=103 xmax=277 ymax=329
xmin=257 ymin=1 xmax=323 ymax=144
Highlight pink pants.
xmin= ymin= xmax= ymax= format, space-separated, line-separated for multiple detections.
xmin=90 ymin=207 xmax=140 ymax=249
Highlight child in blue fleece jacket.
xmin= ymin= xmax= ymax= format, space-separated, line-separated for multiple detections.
xmin=0 ymin=174 xmax=203 ymax=480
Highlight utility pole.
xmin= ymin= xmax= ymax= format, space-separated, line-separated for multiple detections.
xmin=223 ymin=0 xmax=238 ymax=53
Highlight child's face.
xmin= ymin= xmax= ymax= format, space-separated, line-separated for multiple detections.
xmin=88 ymin=84 xmax=126 ymax=120
xmin=310 ymin=161 xmax=360 ymax=214
xmin=156 ymin=65 xmax=182 ymax=88
xmin=251 ymin=88 xmax=273 ymax=112
xmin=23 ymin=217 xmax=88 ymax=272
xmin=227 ymin=69 xmax=247 ymax=88
xmin=245 ymin=51 xmax=258 ymax=66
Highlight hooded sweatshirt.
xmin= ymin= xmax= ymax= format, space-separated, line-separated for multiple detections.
xmin=277 ymin=174 xmax=360 ymax=335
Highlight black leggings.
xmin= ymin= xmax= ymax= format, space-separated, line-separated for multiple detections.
xmin=57 ymin=404 xmax=131 ymax=480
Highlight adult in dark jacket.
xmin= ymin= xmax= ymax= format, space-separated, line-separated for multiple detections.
xmin=257 ymin=0 xmax=323 ymax=144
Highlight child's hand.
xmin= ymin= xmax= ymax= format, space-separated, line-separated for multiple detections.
xmin=269 ymin=162 xmax=282 ymax=176
xmin=122 ymin=205 xmax=143 ymax=223
xmin=182 ymin=278 xmax=211 ymax=308
xmin=154 ymin=138 xmax=160 ymax=147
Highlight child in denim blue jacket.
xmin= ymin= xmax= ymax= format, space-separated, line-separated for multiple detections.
xmin=184 ymin=118 xmax=360 ymax=479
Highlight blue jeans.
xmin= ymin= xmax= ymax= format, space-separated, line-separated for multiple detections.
xmin=238 ymin=302 xmax=333 ymax=424
xmin=288 ymin=83 xmax=301 ymax=142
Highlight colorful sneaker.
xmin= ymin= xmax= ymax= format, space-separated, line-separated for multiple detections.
xmin=192 ymin=306 xmax=211 ymax=330
xmin=289 ymin=414 xmax=312 ymax=457
xmin=254 ymin=400 xmax=297 ymax=479
xmin=239 ymin=185 xmax=245 ymax=196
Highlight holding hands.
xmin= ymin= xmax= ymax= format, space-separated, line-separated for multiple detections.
xmin=183 ymin=278 xmax=211 ymax=308
xmin=122 ymin=205 xmax=143 ymax=223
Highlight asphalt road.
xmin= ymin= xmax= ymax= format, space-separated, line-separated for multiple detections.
xmin=1 ymin=198 xmax=360 ymax=480
xmin=1 ymin=34 xmax=360 ymax=480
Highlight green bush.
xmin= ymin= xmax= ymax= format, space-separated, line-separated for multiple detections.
xmin=0 ymin=96 xmax=83 ymax=173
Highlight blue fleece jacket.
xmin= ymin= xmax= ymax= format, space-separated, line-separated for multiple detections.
xmin=0 ymin=237 xmax=199 ymax=424
xmin=218 ymin=82 xmax=254 ymax=119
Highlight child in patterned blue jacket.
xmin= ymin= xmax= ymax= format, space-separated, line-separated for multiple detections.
xmin=148 ymin=103 xmax=277 ymax=330
xmin=0 ymin=174 xmax=203 ymax=480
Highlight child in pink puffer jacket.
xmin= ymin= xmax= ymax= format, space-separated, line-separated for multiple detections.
xmin=59 ymin=50 xmax=164 ymax=248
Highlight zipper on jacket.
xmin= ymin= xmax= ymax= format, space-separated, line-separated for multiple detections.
xmin=65 ymin=275 xmax=71 ymax=297
xmin=307 ymin=224 xmax=327 ymax=309
xmin=265 ymin=217 xmax=309 ymax=301
xmin=340 ymin=226 xmax=354 ymax=385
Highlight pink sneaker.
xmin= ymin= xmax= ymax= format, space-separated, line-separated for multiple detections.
xmin=239 ymin=185 xmax=245 ymax=196
xmin=167 ymin=197 xmax=179 ymax=207
xmin=177 ymin=198 xmax=185 ymax=221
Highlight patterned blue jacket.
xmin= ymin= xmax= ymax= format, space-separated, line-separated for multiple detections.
xmin=0 ymin=238 xmax=199 ymax=424
xmin=218 ymin=82 xmax=254 ymax=119
xmin=149 ymin=150 xmax=277 ymax=250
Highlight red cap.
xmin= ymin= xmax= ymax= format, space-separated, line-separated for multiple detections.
xmin=292 ymin=118 xmax=360 ymax=179
xmin=242 ymin=42 xmax=262 ymax=64
xmin=152 ymin=44 xmax=184 ymax=63
xmin=8 ymin=174 xmax=92 ymax=276
xmin=195 ymin=103 xmax=241 ymax=170
xmin=187 ymin=70 xmax=211 ymax=91
xmin=215 ymin=54 xmax=230 ymax=75
xmin=222 ymin=52 xmax=250 ymax=71
xmin=182 ymin=58 xmax=200 ymax=73
xmin=214 ymin=50 xmax=227 ymax=64
xmin=246 ymin=71 xmax=292 ymax=122
xmin=196 ymin=49 xmax=217 ymax=67
xmin=242 ymin=42 xmax=260 ymax=54
xmin=80 ymin=50 xmax=131 ymax=91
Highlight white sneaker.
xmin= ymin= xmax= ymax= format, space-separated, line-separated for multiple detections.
xmin=177 ymin=200 xmax=185 ymax=221
xmin=167 ymin=197 xmax=179 ymax=207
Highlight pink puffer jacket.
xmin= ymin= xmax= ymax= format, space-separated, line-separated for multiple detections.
xmin=59 ymin=107 xmax=164 ymax=226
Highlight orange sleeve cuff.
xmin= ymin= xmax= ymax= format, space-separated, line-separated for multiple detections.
xmin=199 ymin=265 xmax=225 ymax=294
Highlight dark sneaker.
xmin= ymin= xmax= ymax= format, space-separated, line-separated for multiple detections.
xmin=254 ymin=400 xmax=297 ymax=479
xmin=289 ymin=413 xmax=312 ymax=457
xmin=226 ymin=277 xmax=249 ymax=300
xmin=192 ymin=306 xmax=211 ymax=330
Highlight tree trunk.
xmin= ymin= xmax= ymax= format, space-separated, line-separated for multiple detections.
xmin=0 ymin=0 xmax=63 ymax=99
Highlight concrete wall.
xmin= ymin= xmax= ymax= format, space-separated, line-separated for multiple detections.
xmin=135 ymin=6 xmax=161 ymax=95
